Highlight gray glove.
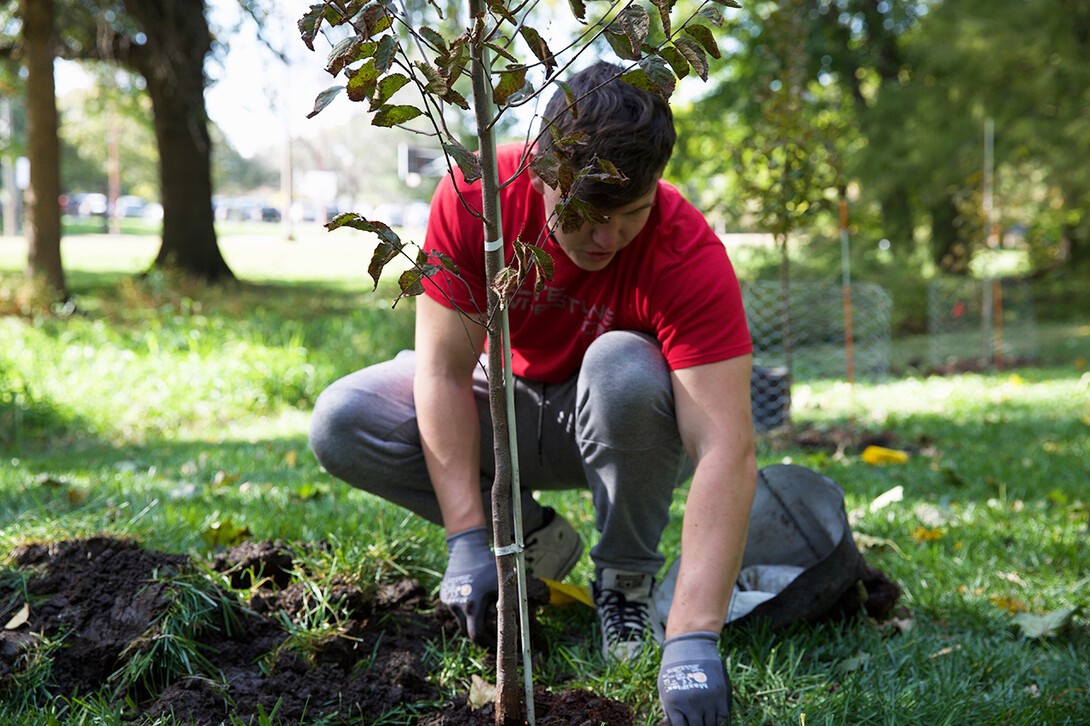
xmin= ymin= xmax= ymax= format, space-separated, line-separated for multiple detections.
xmin=439 ymin=526 xmax=497 ymax=645
xmin=657 ymin=631 xmax=732 ymax=725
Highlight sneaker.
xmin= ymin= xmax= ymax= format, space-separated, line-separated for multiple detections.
xmin=591 ymin=568 xmax=665 ymax=662
xmin=523 ymin=507 xmax=583 ymax=581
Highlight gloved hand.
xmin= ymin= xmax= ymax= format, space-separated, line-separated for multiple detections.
xmin=439 ymin=526 xmax=497 ymax=645
xmin=657 ymin=631 xmax=732 ymax=725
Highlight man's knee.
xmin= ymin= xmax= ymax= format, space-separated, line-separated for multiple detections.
xmin=580 ymin=331 xmax=672 ymax=403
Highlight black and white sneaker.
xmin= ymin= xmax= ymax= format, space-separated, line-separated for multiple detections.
xmin=591 ymin=568 xmax=665 ymax=662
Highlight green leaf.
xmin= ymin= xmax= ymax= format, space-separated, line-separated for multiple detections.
xmin=674 ymin=37 xmax=709 ymax=80
xmin=493 ymin=66 xmax=529 ymax=106
xmin=307 ymin=86 xmax=344 ymax=119
xmin=520 ymin=26 xmax=557 ymax=76
xmin=419 ymin=26 xmax=448 ymax=53
xmin=559 ymin=196 xmax=608 ymax=233
xmin=432 ymin=250 xmax=461 ymax=276
xmin=442 ymin=138 xmax=483 ymax=184
xmin=485 ymin=41 xmax=519 ymax=64
xmin=373 ymin=104 xmax=424 ymax=127
xmin=683 ymin=24 xmax=721 ymax=59
xmin=370 ymin=73 xmax=411 ymax=111
xmin=523 ymin=243 xmax=554 ymax=282
xmin=1012 ymin=607 xmax=1080 ymax=639
xmin=658 ymin=45 xmax=690 ymax=80
xmin=710 ymin=0 xmax=741 ymax=7
xmin=622 ymin=56 xmax=675 ymax=100
xmin=413 ymin=60 xmax=446 ymax=94
xmin=374 ymin=34 xmax=399 ymax=73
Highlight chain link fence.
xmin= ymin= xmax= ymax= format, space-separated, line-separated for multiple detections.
xmin=927 ymin=277 xmax=1038 ymax=369
xmin=743 ymin=280 xmax=893 ymax=431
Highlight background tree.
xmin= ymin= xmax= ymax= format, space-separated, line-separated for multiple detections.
xmin=20 ymin=0 xmax=66 ymax=297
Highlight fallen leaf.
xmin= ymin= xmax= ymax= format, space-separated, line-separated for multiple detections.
xmin=870 ymin=485 xmax=904 ymax=512
xmin=468 ymin=674 xmax=496 ymax=710
xmin=853 ymin=532 xmax=902 ymax=554
xmin=37 ymin=475 xmax=65 ymax=488
xmin=989 ymin=595 xmax=1029 ymax=614
xmin=882 ymin=616 xmax=915 ymax=635
xmin=861 ymin=446 xmax=909 ymax=465
xmin=201 ymin=517 xmax=251 ymax=548
xmin=996 ymin=571 xmax=1027 ymax=587
xmin=928 ymin=644 xmax=962 ymax=659
xmin=66 ymin=488 xmax=88 ymax=507
xmin=836 ymin=652 xmax=871 ymax=673
xmin=911 ymin=527 xmax=944 ymax=543
xmin=4 ymin=602 xmax=29 ymax=630
xmin=1012 ymin=607 xmax=1079 ymax=639
xmin=212 ymin=470 xmax=241 ymax=488
xmin=284 ymin=450 xmax=298 ymax=468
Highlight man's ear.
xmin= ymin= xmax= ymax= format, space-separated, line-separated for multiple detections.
xmin=528 ymin=168 xmax=546 ymax=195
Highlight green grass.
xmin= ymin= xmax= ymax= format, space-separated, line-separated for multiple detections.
xmin=1 ymin=236 xmax=1088 ymax=724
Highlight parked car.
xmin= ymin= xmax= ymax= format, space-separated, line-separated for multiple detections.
xmin=78 ymin=193 xmax=108 ymax=217
xmin=115 ymin=195 xmax=147 ymax=218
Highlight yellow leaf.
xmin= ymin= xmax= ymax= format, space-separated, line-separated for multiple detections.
xmin=212 ymin=470 xmax=241 ymax=487
xmin=989 ymin=595 xmax=1028 ymax=614
xmin=541 ymin=578 xmax=593 ymax=607
xmin=284 ymin=450 xmax=298 ymax=468
xmin=4 ymin=602 xmax=29 ymax=630
xmin=861 ymin=446 xmax=909 ymax=465
xmin=1007 ymin=374 xmax=1024 ymax=386
xmin=911 ymin=527 xmax=944 ymax=543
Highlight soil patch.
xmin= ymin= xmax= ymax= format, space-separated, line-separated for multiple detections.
xmin=0 ymin=537 xmax=629 ymax=725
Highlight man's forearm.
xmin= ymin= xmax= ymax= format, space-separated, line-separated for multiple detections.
xmin=415 ymin=372 xmax=487 ymax=536
xmin=665 ymin=449 xmax=757 ymax=638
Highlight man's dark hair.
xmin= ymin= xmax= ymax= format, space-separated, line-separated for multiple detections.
xmin=537 ymin=61 xmax=676 ymax=209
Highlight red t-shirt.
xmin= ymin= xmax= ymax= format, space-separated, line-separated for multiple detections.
xmin=422 ymin=144 xmax=752 ymax=383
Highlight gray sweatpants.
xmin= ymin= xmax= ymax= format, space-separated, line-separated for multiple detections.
xmin=308 ymin=330 xmax=694 ymax=574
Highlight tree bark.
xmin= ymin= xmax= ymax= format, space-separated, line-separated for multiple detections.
xmin=123 ymin=0 xmax=233 ymax=281
xmin=21 ymin=0 xmax=66 ymax=297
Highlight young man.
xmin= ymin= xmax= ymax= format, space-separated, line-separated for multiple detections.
xmin=309 ymin=61 xmax=756 ymax=725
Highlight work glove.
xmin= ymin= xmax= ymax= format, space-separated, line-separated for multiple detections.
xmin=439 ymin=526 xmax=497 ymax=646
xmin=657 ymin=631 xmax=732 ymax=726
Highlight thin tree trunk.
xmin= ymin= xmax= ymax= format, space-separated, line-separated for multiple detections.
xmin=468 ymin=1 xmax=521 ymax=722
xmin=21 ymin=0 xmax=66 ymax=298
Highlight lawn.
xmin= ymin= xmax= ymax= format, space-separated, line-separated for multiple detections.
xmin=1 ymin=234 xmax=1088 ymax=725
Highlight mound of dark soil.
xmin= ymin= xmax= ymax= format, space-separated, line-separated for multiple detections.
xmin=0 ymin=537 xmax=633 ymax=726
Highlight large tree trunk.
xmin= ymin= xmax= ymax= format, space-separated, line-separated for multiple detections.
xmin=21 ymin=0 xmax=66 ymax=298
xmin=124 ymin=0 xmax=233 ymax=281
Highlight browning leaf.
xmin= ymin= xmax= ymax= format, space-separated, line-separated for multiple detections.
xmin=362 ymin=3 xmax=392 ymax=39
xmin=617 ymin=4 xmax=650 ymax=50
xmin=698 ymin=5 xmax=724 ymax=28
xmin=492 ymin=66 xmax=529 ymax=106
xmin=658 ymin=45 xmax=690 ymax=80
xmin=307 ymin=86 xmax=345 ymax=119
xmin=520 ymin=26 xmax=557 ymax=76
xmin=369 ymin=240 xmax=400 ymax=289
xmin=674 ymin=37 xmax=709 ymax=80
xmin=490 ymin=266 xmax=522 ymax=307
xmin=568 ymin=0 xmax=586 ymax=21
xmin=683 ymin=24 xmax=722 ymax=59
xmin=397 ymin=268 xmax=428 ymax=300
xmin=442 ymin=138 xmax=483 ymax=184
xmin=652 ymin=0 xmax=675 ymax=37
xmin=346 ymin=60 xmax=380 ymax=102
